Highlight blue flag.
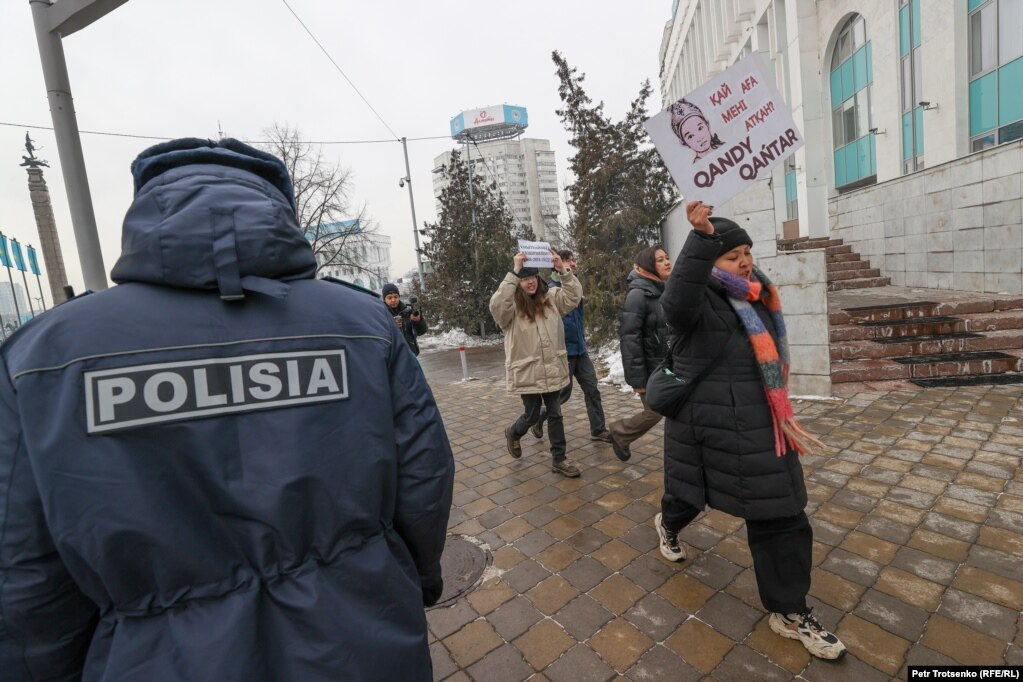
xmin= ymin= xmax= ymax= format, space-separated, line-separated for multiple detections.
xmin=0 ymin=234 xmax=9 ymax=268
xmin=11 ymin=240 xmax=26 ymax=273
xmin=27 ymin=245 xmax=41 ymax=276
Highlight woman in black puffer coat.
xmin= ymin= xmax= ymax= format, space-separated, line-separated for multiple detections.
xmin=607 ymin=246 xmax=672 ymax=462
xmin=654 ymin=201 xmax=845 ymax=662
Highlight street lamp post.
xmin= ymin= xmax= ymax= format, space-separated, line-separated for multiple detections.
xmin=28 ymin=0 xmax=130 ymax=292
xmin=399 ymin=137 xmax=425 ymax=289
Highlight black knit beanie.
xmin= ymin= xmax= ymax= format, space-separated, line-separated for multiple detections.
xmin=634 ymin=245 xmax=661 ymax=274
xmin=710 ymin=217 xmax=753 ymax=255
xmin=516 ymin=267 xmax=540 ymax=279
xmin=382 ymin=283 xmax=400 ymax=298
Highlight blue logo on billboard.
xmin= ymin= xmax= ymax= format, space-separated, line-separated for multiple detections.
xmin=449 ymin=113 xmax=465 ymax=138
xmin=503 ymin=105 xmax=528 ymax=128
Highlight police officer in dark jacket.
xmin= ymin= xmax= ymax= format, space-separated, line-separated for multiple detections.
xmin=608 ymin=245 xmax=672 ymax=461
xmin=0 ymin=138 xmax=454 ymax=681
xmin=383 ymin=282 xmax=428 ymax=356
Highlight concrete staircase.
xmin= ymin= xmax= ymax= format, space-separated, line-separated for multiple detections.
xmin=777 ymin=236 xmax=890 ymax=291
xmin=828 ymin=298 xmax=1023 ymax=387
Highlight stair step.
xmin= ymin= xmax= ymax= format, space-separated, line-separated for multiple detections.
xmin=830 ymin=332 xmax=999 ymax=361
xmin=781 ymin=238 xmax=843 ymax=251
xmin=859 ymin=315 xmax=958 ymax=328
xmin=827 ymin=260 xmax=871 ymax=273
xmin=962 ymin=310 xmax=1023 ymax=333
xmin=830 ymin=268 xmax=881 ymax=281
xmin=828 ymin=276 xmax=892 ymax=291
xmin=830 ymin=310 xmax=1023 ymax=342
xmin=831 ymin=353 xmax=1022 ymax=382
xmin=833 ymin=300 xmax=941 ymax=324
xmin=889 ymin=350 xmax=1016 ymax=365
xmin=911 ymin=372 xmax=1023 ymax=388
xmin=872 ymin=332 xmax=985 ymax=344
xmin=825 ymin=244 xmax=853 ymax=255
xmin=827 ymin=252 xmax=861 ymax=263
xmin=831 ymin=359 xmax=911 ymax=382
xmin=903 ymin=353 xmax=1021 ymax=379
xmin=861 ymin=316 xmax=963 ymax=339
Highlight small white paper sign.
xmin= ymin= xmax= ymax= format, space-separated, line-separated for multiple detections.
xmin=517 ymin=240 xmax=554 ymax=268
xmin=644 ymin=54 xmax=804 ymax=207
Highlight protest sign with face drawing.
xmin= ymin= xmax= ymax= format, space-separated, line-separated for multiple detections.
xmin=644 ymin=54 xmax=804 ymax=207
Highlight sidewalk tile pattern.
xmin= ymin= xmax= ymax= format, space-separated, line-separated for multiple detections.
xmin=425 ymin=374 xmax=1023 ymax=680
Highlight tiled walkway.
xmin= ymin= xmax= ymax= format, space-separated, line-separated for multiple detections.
xmin=425 ymin=370 xmax=1023 ymax=681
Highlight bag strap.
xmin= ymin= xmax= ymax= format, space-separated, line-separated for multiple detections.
xmin=664 ymin=326 xmax=741 ymax=383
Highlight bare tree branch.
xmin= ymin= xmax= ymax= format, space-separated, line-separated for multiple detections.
xmin=258 ymin=123 xmax=381 ymax=278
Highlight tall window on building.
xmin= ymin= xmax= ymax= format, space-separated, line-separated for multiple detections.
xmin=900 ymin=0 xmax=924 ymax=172
xmin=784 ymin=157 xmax=798 ymax=221
xmin=830 ymin=14 xmax=876 ymax=190
xmin=969 ymin=0 xmax=1023 ymax=151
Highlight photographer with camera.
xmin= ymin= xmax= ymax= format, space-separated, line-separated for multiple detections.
xmin=383 ymin=282 xmax=428 ymax=356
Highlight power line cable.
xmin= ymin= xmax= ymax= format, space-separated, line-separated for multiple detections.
xmin=0 ymin=121 xmax=448 ymax=145
xmin=280 ymin=0 xmax=400 ymax=141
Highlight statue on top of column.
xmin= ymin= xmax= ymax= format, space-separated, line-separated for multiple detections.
xmin=20 ymin=133 xmax=49 ymax=168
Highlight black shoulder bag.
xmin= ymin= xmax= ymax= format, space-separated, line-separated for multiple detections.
xmin=645 ymin=327 xmax=740 ymax=419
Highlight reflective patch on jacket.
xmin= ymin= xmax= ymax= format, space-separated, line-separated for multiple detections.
xmin=85 ymin=349 xmax=348 ymax=434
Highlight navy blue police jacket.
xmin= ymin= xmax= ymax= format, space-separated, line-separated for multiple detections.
xmin=0 ymin=139 xmax=454 ymax=682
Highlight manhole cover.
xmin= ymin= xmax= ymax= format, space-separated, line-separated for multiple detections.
xmin=428 ymin=535 xmax=490 ymax=609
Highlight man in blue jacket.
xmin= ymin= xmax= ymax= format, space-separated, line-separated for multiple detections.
xmin=0 ymin=138 xmax=454 ymax=682
xmin=532 ymin=249 xmax=611 ymax=443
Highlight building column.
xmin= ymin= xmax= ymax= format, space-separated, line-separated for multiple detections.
xmin=784 ymin=0 xmax=830 ymax=238
xmin=25 ymin=167 xmax=70 ymax=304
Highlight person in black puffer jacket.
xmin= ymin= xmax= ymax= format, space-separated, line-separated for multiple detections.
xmin=655 ymin=201 xmax=845 ymax=662
xmin=383 ymin=282 xmax=428 ymax=356
xmin=607 ymin=245 xmax=672 ymax=462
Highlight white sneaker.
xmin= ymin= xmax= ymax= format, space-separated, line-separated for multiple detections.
xmin=654 ymin=513 xmax=686 ymax=562
xmin=769 ymin=609 xmax=847 ymax=660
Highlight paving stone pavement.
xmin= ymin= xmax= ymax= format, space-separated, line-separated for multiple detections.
xmin=424 ymin=367 xmax=1023 ymax=681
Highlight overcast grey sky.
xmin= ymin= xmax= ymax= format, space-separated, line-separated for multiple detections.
xmin=1 ymin=1 xmax=670 ymax=297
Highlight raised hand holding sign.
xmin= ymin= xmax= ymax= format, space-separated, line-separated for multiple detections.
xmin=517 ymin=240 xmax=554 ymax=269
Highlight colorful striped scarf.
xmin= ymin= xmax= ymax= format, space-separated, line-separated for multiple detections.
xmin=712 ymin=266 xmax=825 ymax=457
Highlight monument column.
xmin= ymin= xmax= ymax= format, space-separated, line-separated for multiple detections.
xmin=20 ymin=133 xmax=69 ymax=305
xmin=25 ymin=167 xmax=69 ymax=304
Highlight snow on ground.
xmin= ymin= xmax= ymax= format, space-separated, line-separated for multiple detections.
xmin=595 ymin=342 xmax=633 ymax=393
xmin=417 ymin=329 xmax=503 ymax=351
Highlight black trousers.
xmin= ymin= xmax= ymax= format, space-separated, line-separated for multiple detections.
xmin=662 ymin=497 xmax=811 ymax=615
xmin=537 ymin=354 xmax=607 ymax=435
xmin=510 ymin=391 xmax=566 ymax=461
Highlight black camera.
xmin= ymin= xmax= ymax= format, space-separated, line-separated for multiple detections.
xmin=408 ymin=295 xmax=420 ymax=318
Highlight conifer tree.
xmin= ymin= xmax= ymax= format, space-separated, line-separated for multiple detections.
xmin=420 ymin=151 xmax=528 ymax=336
xmin=552 ymin=52 xmax=678 ymax=345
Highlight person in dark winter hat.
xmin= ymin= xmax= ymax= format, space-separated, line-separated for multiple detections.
xmin=607 ymin=244 xmax=672 ymax=461
xmin=382 ymin=282 xmax=428 ymax=356
xmin=0 ymin=137 xmax=454 ymax=681
xmin=707 ymin=216 xmax=753 ymax=255
xmin=656 ymin=200 xmax=844 ymax=661
xmin=491 ymin=249 xmax=584 ymax=477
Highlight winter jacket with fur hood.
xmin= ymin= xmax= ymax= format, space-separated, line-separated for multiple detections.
xmin=489 ymin=271 xmax=583 ymax=394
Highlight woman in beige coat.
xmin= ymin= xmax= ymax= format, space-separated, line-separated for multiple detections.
xmin=490 ymin=250 xmax=584 ymax=477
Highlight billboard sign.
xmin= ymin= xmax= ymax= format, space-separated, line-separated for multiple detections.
xmin=644 ymin=54 xmax=803 ymax=207
xmin=450 ymin=105 xmax=528 ymax=141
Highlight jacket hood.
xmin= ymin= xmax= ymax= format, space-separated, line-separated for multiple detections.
xmin=627 ymin=269 xmax=664 ymax=296
xmin=111 ymin=138 xmax=316 ymax=299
